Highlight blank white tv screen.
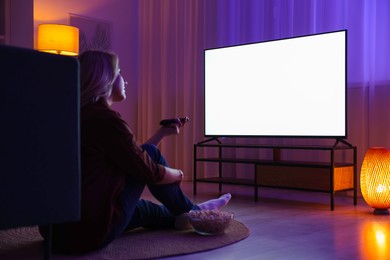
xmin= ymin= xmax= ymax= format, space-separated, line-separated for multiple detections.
xmin=204 ymin=30 xmax=347 ymax=137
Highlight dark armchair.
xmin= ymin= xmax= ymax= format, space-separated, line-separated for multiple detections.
xmin=0 ymin=45 xmax=81 ymax=260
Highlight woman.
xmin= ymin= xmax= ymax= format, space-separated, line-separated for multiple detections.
xmin=47 ymin=50 xmax=231 ymax=254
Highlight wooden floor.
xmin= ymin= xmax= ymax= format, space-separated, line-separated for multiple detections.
xmin=142 ymin=181 xmax=390 ymax=260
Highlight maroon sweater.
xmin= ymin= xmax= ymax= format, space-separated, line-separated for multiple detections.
xmin=51 ymin=101 xmax=166 ymax=253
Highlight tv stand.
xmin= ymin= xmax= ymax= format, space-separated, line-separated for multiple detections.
xmin=193 ymin=140 xmax=357 ymax=210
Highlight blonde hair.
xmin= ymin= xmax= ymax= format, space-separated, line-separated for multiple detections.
xmin=78 ymin=50 xmax=119 ymax=107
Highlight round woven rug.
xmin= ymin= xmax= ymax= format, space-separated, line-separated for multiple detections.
xmin=0 ymin=219 xmax=249 ymax=260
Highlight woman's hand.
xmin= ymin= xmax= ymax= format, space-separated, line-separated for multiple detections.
xmin=159 ymin=120 xmax=181 ymax=136
xmin=161 ymin=117 xmax=183 ymax=134
xmin=143 ymin=117 xmax=183 ymax=146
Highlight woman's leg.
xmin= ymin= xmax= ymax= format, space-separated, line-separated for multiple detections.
xmin=139 ymin=145 xmax=231 ymax=216
xmin=121 ymin=144 xmax=198 ymax=230
xmin=141 ymin=144 xmax=199 ymax=215
xmin=104 ymin=179 xmax=145 ymax=245
xmin=141 ymin=143 xmax=169 ymax=166
xmin=124 ymin=144 xmax=231 ymax=232
xmin=126 ymin=199 xmax=176 ymax=230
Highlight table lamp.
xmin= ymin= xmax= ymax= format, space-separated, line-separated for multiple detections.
xmin=360 ymin=147 xmax=390 ymax=215
xmin=37 ymin=24 xmax=79 ymax=56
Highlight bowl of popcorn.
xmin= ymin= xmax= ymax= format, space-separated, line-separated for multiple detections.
xmin=186 ymin=210 xmax=234 ymax=235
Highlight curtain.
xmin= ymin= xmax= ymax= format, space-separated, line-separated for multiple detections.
xmin=136 ymin=0 xmax=205 ymax=178
xmin=133 ymin=0 xmax=390 ymax=180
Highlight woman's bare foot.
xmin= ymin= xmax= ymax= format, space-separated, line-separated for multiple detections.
xmin=197 ymin=193 xmax=232 ymax=210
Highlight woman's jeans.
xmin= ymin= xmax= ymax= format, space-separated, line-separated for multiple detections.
xmin=104 ymin=144 xmax=199 ymax=246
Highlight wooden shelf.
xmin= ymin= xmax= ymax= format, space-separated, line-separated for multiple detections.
xmin=196 ymin=177 xmax=255 ymax=186
xmin=196 ymin=157 xmax=353 ymax=168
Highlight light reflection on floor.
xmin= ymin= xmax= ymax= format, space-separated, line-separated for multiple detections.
xmin=361 ymin=220 xmax=390 ymax=260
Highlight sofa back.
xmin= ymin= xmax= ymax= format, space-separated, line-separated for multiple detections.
xmin=0 ymin=45 xmax=80 ymax=229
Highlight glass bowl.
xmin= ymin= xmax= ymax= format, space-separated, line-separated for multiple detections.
xmin=186 ymin=210 xmax=234 ymax=235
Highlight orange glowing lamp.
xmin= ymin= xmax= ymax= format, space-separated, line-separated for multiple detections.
xmin=360 ymin=147 xmax=390 ymax=215
xmin=37 ymin=24 xmax=79 ymax=56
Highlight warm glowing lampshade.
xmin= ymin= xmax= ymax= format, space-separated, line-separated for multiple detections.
xmin=37 ymin=24 xmax=79 ymax=56
xmin=360 ymin=147 xmax=390 ymax=215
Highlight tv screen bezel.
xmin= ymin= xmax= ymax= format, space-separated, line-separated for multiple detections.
xmin=203 ymin=29 xmax=348 ymax=139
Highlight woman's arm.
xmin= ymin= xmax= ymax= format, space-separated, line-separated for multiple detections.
xmin=155 ymin=167 xmax=184 ymax=185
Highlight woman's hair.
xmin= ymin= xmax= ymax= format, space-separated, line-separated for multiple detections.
xmin=78 ymin=50 xmax=119 ymax=107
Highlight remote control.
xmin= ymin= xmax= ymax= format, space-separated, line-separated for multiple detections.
xmin=159 ymin=117 xmax=189 ymax=126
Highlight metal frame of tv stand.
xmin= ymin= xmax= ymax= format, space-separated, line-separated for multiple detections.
xmin=193 ymin=138 xmax=357 ymax=210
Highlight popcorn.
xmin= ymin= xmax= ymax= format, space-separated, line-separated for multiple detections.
xmin=186 ymin=210 xmax=233 ymax=235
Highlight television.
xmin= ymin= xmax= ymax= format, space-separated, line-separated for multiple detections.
xmin=204 ymin=30 xmax=347 ymax=139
